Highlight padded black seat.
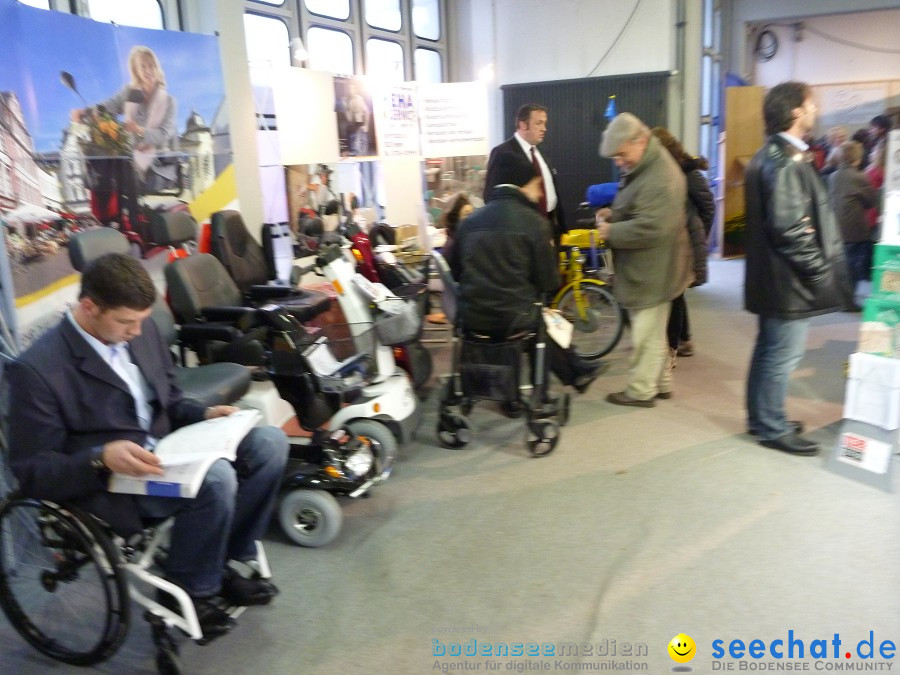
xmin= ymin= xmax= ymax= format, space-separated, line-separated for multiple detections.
xmin=68 ymin=227 xmax=251 ymax=408
xmin=210 ymin=209 xmax=331 ymax=318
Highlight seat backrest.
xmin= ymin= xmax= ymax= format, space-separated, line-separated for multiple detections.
xmin=209 ymin=210 xmax=270 ymax=292
xmin=68 ymin=227 xmax=130 ymax=271
xmin=165 ymin=253 xmax=244 ymax=323
xmin=430 ymin=250 xmax=458 ymax=324
xmin=69 ymin=227 xmax=179 ymax=347
xmin=150 ymin=210 xmax=198 ymax=249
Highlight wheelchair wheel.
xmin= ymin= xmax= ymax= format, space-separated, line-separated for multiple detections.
xmin=346 ymin=419 xmax=398 ymax=481
xmin=437 ymin=412 xmax=471 ymax=449
xmin=278 ymin=489 xmax=343 ymax=548
xmin=553 ymin=280 xmax=623 ymax=359
xmin=527 ymin=420 xmax=560 ymax=457
xmin=0 ymin=498 xmax=130 ymax=666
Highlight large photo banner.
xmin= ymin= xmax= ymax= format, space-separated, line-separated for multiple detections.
xmin=0 ymin=0 xmax=231 ymax=346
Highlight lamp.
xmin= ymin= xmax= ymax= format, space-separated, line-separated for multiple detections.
xmin=290 ymin=37 xmax=308 ymax=67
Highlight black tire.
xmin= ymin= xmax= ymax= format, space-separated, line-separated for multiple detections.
xmin=0 ymin=498 xmax=130 ymax=665
xmin=553 ymin=281 xmax=623 ymax=359
xmin=156 ymin=646 xmax=182 ymax=675
xmin=278 ymin=489 xmax=343 ymax=548
xmin=346 ymin=420 xmax=398 ymax=481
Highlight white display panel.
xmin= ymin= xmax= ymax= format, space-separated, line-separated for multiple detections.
xmin=271 ymin=67 xmax=341 ymax=165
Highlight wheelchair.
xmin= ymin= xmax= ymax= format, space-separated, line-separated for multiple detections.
xmin=0 ymin=492 xmax=271 ymax=673
xmin=434 ymin=284 xmax=569 ymax=457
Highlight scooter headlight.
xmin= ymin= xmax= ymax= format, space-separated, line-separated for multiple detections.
xmin=344 ymin=442 xmax=375 ymax=479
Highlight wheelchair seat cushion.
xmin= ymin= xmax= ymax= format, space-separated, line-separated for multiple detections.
xmin=174 ymin=362 xmax=251 ymax=410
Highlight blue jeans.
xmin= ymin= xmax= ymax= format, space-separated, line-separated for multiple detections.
xmin=135 ymin=426 xmax=289 ymax=597
xmin=746 ymin=316 xmax=809 ymax=441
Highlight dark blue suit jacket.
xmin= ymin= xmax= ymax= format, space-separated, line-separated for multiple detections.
xmin=8 ymin=315 xmax=205 ymax=534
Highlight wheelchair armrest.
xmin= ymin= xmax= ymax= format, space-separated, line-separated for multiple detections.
xmin=246 ymin=284 xmax=293 ymax=300
xmin=178 ymin=322 xmax=243 ymax=344
xmin=200 ymin=306 xmax=258 ymax=323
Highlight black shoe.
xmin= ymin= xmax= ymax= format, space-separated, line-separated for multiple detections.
xmin=656 ymin=391 xmax=673 ymax=400
xmin=572 ymin=361 xmax=608 ymax=394
xmin=221 ymin=568 xmax=279 ymax=607
xmin=758 ymin=433 xmax=819 ymax=455
xmin=748 ymin=420 xmax=803 ymax=437
xmin=157 ymin=589 xmax=235 ymax=641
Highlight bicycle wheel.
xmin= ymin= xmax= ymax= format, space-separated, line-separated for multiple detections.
xmin=553 ymin=280 xmax=623 ymax=359
xmin=0 ymin=498 xmax=130 ymax=665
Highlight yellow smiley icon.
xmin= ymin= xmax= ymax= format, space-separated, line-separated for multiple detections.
xmin=668 ymin=633 xmax=696 ymax=663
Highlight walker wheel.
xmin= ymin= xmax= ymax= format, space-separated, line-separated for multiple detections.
xmin=558 ymin=393 xmax=571 ymax=426
xmin=437 ymin=413 xmax=471 ymax=449
xmin=527 ymin=420 xmax=559 ymax=457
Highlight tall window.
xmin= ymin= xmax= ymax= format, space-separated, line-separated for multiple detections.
xmin=87 ymin=0 xmax=163 ymax=29
xmin=305 ymin=0 xmax=350 ymax=20
xmin=412 ymin=0 xmax=439 ymax=40
xmin=366 ymin=38 xmax=404 ymax=82
xmin=244 ymin=13 xmax=291 ymax=68
xmin=307 ymin=27 xmax=355 ymax=75
xmin=365 ymin=0 xmax=401 ymax=31
xmin=414 ymin=47 xmax=441 ymax=83
xmin=18 ymin=0 xmax=50 ymax=9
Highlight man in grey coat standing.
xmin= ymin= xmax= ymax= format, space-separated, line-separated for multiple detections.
xmin=595 ymin=113 xmax=691 ymax=406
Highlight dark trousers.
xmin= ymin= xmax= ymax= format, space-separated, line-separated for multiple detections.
xmin=667 ymin=294 xmax=690 ymax=350
xmin=844 ymin=241 xmax=873 ymax=288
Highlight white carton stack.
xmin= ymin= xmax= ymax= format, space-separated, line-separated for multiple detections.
xmin=827 ymin=352 xmax=900 ymax=491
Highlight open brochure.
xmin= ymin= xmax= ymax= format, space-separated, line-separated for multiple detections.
xmin=108 ymin=409 xmax=262 ymax=499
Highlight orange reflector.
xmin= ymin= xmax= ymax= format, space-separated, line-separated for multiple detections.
xmin=373 ymin=402 xmax=381 ymax=413
xmin=332 ymin=279 xmax=344 ymax=295
xmin=351 ymin=248 xmax=363 ymax=261
xmin=324 ymin=466 xmax=343 ymax=478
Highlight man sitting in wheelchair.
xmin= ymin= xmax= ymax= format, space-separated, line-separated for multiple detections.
xmin=7 ymin=253 xmax=289 ymax=641
xmin=448 ymin=161 xmax=605 ymax=413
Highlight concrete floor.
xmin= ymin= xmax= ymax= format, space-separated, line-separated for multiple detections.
xmin=2 ymin=258 xmax=898 ymax=674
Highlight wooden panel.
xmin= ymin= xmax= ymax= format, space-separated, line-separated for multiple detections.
xmin=722 ymin=85 xmax=765 ymax=258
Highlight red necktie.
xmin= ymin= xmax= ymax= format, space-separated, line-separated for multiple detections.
xmin=530 ymin=146 xmax=548 ymax=215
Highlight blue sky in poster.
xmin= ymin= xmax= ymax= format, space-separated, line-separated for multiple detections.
xmin=0 ymin=0 xmax=227 ymax=153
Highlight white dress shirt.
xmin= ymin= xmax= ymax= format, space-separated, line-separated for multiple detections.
xmin=514 ymin=131 xmax=558 ymax=213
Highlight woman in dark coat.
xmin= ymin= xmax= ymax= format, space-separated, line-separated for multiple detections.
xmin=651 ymin=127 xmax=715 ymax=359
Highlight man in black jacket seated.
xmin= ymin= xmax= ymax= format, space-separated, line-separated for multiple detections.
xmin=744 ymin=81 xmax=854 ymax=455
xmin=449 ymin=163 xmax=603 ymax=407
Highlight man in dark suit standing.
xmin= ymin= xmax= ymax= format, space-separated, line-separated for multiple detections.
xmin=483 ymin=103 xmax=566 ymax=241
xmin=7 ymin=253 xmax=289 ymax=640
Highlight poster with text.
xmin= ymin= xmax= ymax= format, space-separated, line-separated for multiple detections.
xmin=418 ymin=81 xmax=489 ymax=159
xmin=373 ymin=83 xmax=420 ymax=157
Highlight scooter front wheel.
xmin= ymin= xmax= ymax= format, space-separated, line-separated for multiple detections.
xmin=346 ymin=420 xmax=398 ymax=480
xmin=278 ymin=489 xmax=343 ymax=547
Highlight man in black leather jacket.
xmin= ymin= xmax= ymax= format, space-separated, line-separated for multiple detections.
xmin=744 ymin=81 xmax=854 ymax=455
xmin=449 ymin=166 xmax=602 ymax=397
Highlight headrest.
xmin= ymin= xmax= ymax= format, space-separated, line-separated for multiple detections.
xmin=212 ymin=210 xmax=251 ymax=257
xmin=150 ymin=210 xmax=198 ymax=247
xmin=68 ymin=228 xmax=130 ymax=271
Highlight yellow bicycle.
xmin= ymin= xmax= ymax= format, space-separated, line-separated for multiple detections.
xmin=551 ymin=229 xmax=624 ymax=359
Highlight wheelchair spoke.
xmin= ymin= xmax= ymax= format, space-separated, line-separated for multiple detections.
xmin=0 ymin=499 xmax=130 ymax=666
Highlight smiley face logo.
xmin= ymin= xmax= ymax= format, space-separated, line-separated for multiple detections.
xmin=668 ymin=633 xmax=696 ymax=663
